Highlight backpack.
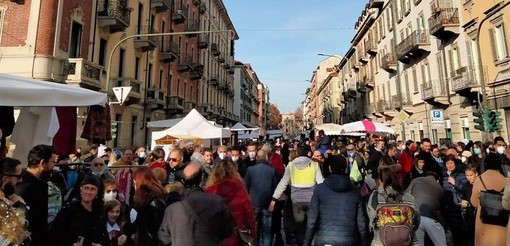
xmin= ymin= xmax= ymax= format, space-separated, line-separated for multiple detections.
xmin=478 ymin=176 xmax=510 ymax=227
xmin=372 ymin=190 xmax=415 ymax=246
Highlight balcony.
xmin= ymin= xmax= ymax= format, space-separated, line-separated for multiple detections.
xmin=183 ymin=101 xmax=196 ymax=114
xmin=218 ymin=55 xmax=226 ymax=64
xmin=189 ymin=64 xmax=204 ymax=80
xmin=428 ymin=8 xmax=460 ymax=40
xmin=172 ymin=3 xmax=188 ymax=24
xmin=65 ymin=58 xmax=103 ymax=91
xmin=421 ymin=80 xmax=449 ymax=106
xmin=365 ymin=40 xmax=377 ymax=56
xmin=358 ymin=54 xmax=369 ymax=64
xmin=177 ymin=54 xmax=193 ymax=72
xmin=198 ymin=34 xmax=209 ymax=49
xmin=97 ymin=0 xmax=131 ymax=33
xmin=151 ymin=0 xmax=171 ymax=13
xmin=116 ymin=77 xmax=142 ymax=104
xmin=166 ymin=96 xmax=184 ymax=112
xmin=451 ymin=66 xmax=484 ymax=97
xmin=159 ymin=39 xmax=180 ymax=62
xmin=381 ymin=54 xmax=396 ymax=72
xmin=368 ymin=0 xmax=384 ymax=9
xmin=209 ymin=75 xmax=219 ymax=86
xmin=198 ymin=3 xmax=207 ymax=15
xmin=391 ymin=95 xmax=414 ymax=112
xmin=186 ymin=19 xmax=200 ymax=36
xmin=396 ymin=30 xmax=431 ymax=63
xmin=227 ymin=66 xmax=235 ymax=74
xmin=134 ymin=26 xmax=157 ymax=51
xmin=211 ymin=43 xmax=221 ymax=57
xmin=146 ymin=87 xmax=165 ymax=108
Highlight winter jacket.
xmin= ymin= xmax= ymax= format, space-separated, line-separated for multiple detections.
xmin=271 ymin=156 xmax=324 ymax=204
xmin=270 ymin=153 xmax=286 ymax=177
xmin=304 ymin=174 xmax=369 ymax=246
xmin=441 ymin=167 xmax=468 ymax=228
xmin=134 ymin=195 xmax=166 ymax=245
xmin=244 ymin=160 xmax=278 ymax=208
xmin=407 ymin=176 xmax=443 ymax=221
xmin=398 ymin=149 xmax=414 ymax=178
xmin=238 ymin=158 xmax=256 ymax=178
xmin=158 ymin=187 xmax=235 ymax=246
xmin=367 ymin=150 xmax=383 ymax=179
xmin=417 ymin=150 xmax=442 ymax=176
xmin=206 ymin=178 xmax=257 ymax=246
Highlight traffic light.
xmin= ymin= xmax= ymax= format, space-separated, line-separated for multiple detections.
xmin=111 ymin=122 xmax=118 ymax=139
xmin=488 ymin=110 xmax=503 ymax=132
xmin=473 ymin=111 xmax=485 ymax=132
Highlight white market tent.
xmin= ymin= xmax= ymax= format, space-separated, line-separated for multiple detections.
xmin=230 ymin=122 xmax=259 ymax=139
xmin=151 ymin=109 xmax=231 ymax=148
xmin=0 ymin=73 xmax=107 ymax=106
xmin=147 ymin=117 xmax=218 ymax=129
xmin=230 ymin=122 xmax=259 ymax=131
xmin=315 ymin=123 xmax=343 ymax=136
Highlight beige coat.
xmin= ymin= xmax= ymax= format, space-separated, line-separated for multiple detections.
xmin=471 ymin=170 xmax=507 ymax=246
xmin=501 ymin=175 xmax=510 ymax=245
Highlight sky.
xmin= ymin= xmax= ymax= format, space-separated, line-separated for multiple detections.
xmin=223 ymin=1 xmax=367 ymax=113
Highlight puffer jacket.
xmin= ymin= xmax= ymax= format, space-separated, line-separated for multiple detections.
xmin=304 ymin=174 xmax=369 ymax=246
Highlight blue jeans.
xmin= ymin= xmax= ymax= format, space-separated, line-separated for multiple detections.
xmin=254 ymin=207 xmax=272 ymax=246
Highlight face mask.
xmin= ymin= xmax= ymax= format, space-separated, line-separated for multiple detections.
xmin=461 ymin=156 xmax=467 ymax=163
xmin=275 ymin=151 xmax=281 ymax=155
xmin=218 ymin=153 xmax=226 ymax=160
xmin=2 ymin=182 xmax=15 ymax=198
xmin=231 ymin=156 xmax=239 ymax=162
xmin=138 ymin=152 xmax=146 ymax=158
xmin=92 ymin=171 xmax=104 ymax=176
xmin=473 ymin=148 xmax=481 ymax=155
xmin=348 ymin=152 xmax=355 ymax=158
xmin=248 ymin=151 xmax=256 ymax=159
xmin=497 ymin=146 xmax=506 ymax=154
xmin=104 ymin=191 xmax=117 ymax=202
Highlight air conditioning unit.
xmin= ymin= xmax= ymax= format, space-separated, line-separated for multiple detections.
xmin=444 ymin=119 xmax=451 ymax=129
xmin=461 ymin=118 xmax=469 ymax=128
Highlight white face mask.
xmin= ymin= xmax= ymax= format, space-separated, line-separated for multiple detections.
xmin=104 ymin=191 xmax=117 ymax=202
xmin=497 ymin=146 xmax=506 ymax=154
xmin=231 ymin=156 xmax=239 ymax=162
xmin=248 ymin=151 xmax=256 ymax=159
xmin=218 ymin=153 xmax=226 ymax=160
xmin=275 ymin=150 xmax=281 ymax=155
xmin=139 ymin=152 xmax=146 ymax=158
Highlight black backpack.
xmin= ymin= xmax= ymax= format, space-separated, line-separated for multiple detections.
xmin=479 ymin=176 xmax=509 ymax=227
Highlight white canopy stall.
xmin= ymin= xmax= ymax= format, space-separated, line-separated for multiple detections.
xmin=0 ymin=73 xmax=107 ymax=162
xmin=230 ymin=122 xmax=259 ymax=139
xmin=314 ymin=123 xmax=343 ymax=136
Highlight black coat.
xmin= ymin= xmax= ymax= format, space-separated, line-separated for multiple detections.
xmin=417 ymin=150 xmax=442 ymax=176
xmin=367 ymin=150 xmax=383 ymax=179
xmin=304 ymin=174 xmax=369 ymax=246
xmin=134 ymin=195 xmax=166 ymax=245
xmin=15 ymin=170 xmax=48 ymax=246
xmin=244 ymin=161 xmax=278 ymax=209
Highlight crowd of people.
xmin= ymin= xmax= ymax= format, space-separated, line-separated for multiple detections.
xmin=2 ymin=132 xmax=510 ymax=245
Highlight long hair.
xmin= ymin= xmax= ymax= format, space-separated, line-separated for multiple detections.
xmin=103 ymin=199 xmax=126 ymax=227
xmin=133 ymin=166 xmax=166 ymax=208
xmin=206 ymin=160 xmax=242 ymax=188
xmin=379 ymin=164 xmax=404 ymax=194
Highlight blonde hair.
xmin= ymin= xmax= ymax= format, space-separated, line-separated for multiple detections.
xmin=152 ymin=167 xmax=168 ymax=185
xmin=164 ymin=182 xmax=184 ymax=194
xmin=0 ymin=197 xmax=29 ymax=244
xmin=206 ymin=160 xmax=242 ymax=188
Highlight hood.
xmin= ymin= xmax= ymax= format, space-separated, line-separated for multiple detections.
xmin=292 ymin=156 xmax=313 ymax=169
xmin=324 ymin=174 xmax=353 ymax=192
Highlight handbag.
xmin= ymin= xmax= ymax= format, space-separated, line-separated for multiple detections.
xmin=237 ymin=228 xmax=254 ymax=246
xmin=350 ymin=160 xmax=363 ymax=182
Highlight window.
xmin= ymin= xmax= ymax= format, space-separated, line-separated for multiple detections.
xmin=69 ymin=21 xmax=83 ymax=58
xmin=131 ymin=115 xmax=137 ymax=147
xmin=134 ymin=58 xmax=140 ymax=80
xmin=118 ymin=48 xmax=125 ymax=85
xmin=410 ymin=130 xmax=415 ymax=141
xmin=449 ymin=45 xmax=461 ymax=73
xmin=462 ymin=125 xmax=471 ymax=140
xmin=419 ymin=129 xmax=424 ymax=140
xmin=412 ymin=66 xmax=418 ymax=93
xmin=489 ymin=23 xmax=509 ymax=61
xmin=98 ymin=38 xmax=107 ymax=66
xmin=432 ymin=129 xmax=438 ymax=144
xmin=446 ymin=128 xmax=452 ymax=140
xmin=148 ymin=63 xmax=153 ymax=87
xmin=437 ymin=53 xmax=444 ymax=80
xmin=159 ymin=70 xmax=163 ymax=89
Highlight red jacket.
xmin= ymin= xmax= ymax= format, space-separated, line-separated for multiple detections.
xmin=270 ymin=153 xmax=285 ymax=177
xmin=398 ymin=149 xmax=414 ymax=182
xmin=206 ymin=178 xmax=257 ymax=246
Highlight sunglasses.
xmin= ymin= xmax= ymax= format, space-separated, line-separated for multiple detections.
xmin=2 ymin=173 xmax=22 ymax=179
xmin=105 ymin=189 xmax=118 ymax=194
xmin=169 ymin=158 xmax=179 ymax=162
xmin=93 ymin=163 xmax=105 ymax=167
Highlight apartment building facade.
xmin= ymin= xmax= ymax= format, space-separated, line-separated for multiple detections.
xmin=331 ymin=0 xmax=495 ymax=143
xmin=233 ymin=61 xmax=260 ymax=128
xmin=0 ymin=0 xmax=239 ymax=148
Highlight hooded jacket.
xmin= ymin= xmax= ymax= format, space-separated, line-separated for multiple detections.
xmin=272 ymin=156 xmax=324 ymax=204
xmin=304 ymin=174 xmax=369 ymax=246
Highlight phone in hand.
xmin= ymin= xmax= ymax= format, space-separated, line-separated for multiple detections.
xmin=76 ymin=236 xmax=84 ymax=246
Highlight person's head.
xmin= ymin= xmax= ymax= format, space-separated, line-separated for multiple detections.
xmin=312 ymin=150 xmax=322 ymax=162
xmin=414 ymin=157 xmax=425 ymax=170
xmin=297 ymin=143 xmax=311 ymax=157
xmin=193 ymin=145 xmax=202 ymax=153
xmin=446 ymin=147 xmax=458 ymax=157
xmin=473 ymin=141 xmax=484 ymax=156
xmin=206 ymin=160 xmax=241 ymax=187
xmin=230 ymin=145 xmax=242 ymax=162
xmin=328 ymin=155 xmax=347 ymax=174
xmin=202 ymin=148 xmax=213 ymax=165
xmin=421 ymin=138 xmax=431 ymax=152
xmin=484 ymin=141 xmax=494 ymax=153
xmin=89 ymin=145 xmax=98 ymax=154
xmin=485 ymin=152 xmax=503 ymax=172
xmin=104 ymin=199 xmax=122 ymax=224
xmin=168 ymin=148 xmax=184 ymax=168
xmin=164 ymin=181 xmax=184 ymax=195
xmin=152 ymin=147 xmax=166 ymax=161
xmin=396 ymin=140 xmax=404 ymax=150
xmin=445 ymin=154 xmax=457 ymax=172
xmin=494 ymin=136 xmax=507 ymax=155
xmin=136 ymin=147 xmax=146 ymax=159
xmin=90 ymin=157 xmax=106 ymax=176
xmin=379 ymin=164 xmax=404 ymax=194
xmin=103 ymin=178 xmax=119 ymax=202
xmin=386 ymin=144 xmax=397 ymax=157
xmin=122 ymin=149 xmax=133 ymax=162
xmin=256 ymin=149 xmax=268 ymax=162
xmin=152 ymin=167 xmax=168 ymax=185
xmin=346 ymin=144 xmax=356 ymax=156
xmin=181 ymin=162 xmax=204 ymax=188
xmin=216 ymin=145 xmax=228 ymax=160
xmin=132 ymin=166 xmax=165 ymax=207
xmin=80 ymin=175 xmax=100 ymax=203
xmin=0 ymin=157 xmax=22 ymax=197
xmin=432 ymin=145 xmax=441 ymax=157
xmin=464 ymin=164 xmax=478 ymax=184
xmin=26 ymin=144 xmax=55 ymax=177
xmin=247 ymin=142 xmax=258 ymax=159
xmin=318 ymin=130 xmax=325 ymax=136
xmin=405 ymin=140 xmax=416 ymax=152
xmin=456 ymin=142 xmax=466 ymax=153
xmin=375 ymin=140 xmax=385 ymax=150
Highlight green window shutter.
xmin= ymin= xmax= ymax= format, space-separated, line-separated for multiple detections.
xmin=489 ymin=27 xmax=498 ymax=61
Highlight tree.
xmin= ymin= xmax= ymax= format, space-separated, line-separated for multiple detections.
xmin=268 ymin=103 xmax=282 ymax=130
xmin=294 ymin=107 xmax=303 ymax=122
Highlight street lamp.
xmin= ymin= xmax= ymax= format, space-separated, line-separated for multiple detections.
xmin=317 ymin=53 xmax=342 ymax=57
xmin=105 ymin=30 xmax=235 ymax=102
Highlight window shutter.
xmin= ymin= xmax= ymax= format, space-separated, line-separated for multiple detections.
xmin=500 ymin=23 xmax=509 ymax=58
xmin=448 ymin=49 xmax=454 ymax=76
xmin=466 ymin=41 xmax=473 ymax=68
xmin=489 ymin=27 xmax=498 ymax=61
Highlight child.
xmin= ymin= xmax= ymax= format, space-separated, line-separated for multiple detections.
xmin=102 ymin=199 xmax=129 ymax=246
xmin=461 ymin=164 xmax=478 ymax=246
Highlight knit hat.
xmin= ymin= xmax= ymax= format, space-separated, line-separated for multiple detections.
xmin=80 ymin=175 xmax=101 ymax=188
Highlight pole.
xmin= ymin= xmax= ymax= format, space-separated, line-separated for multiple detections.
xmin=105 ymin=30 xmax=235 ymax=100
xmin=391 ymin=0 xmax=405 ymax=141
xmin=476 ymin=1 xmax=510 ymax=141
